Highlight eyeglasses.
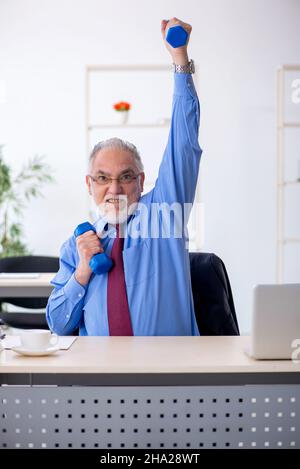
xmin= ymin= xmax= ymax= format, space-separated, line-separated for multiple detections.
xmin=88 ymin=172 xmax=142 ymax=186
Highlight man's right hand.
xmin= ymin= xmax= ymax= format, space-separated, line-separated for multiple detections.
xmin=75 ymin=230 xmax=103 ymax=286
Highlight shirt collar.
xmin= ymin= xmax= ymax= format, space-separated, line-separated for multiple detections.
xmin=94 ymin=216 xmax=109 ymax=235
xmin=94 ymin=212 xmax=136 ymax=238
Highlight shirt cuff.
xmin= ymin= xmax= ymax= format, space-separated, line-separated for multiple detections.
xmin=174 ymin=73 xmax=197 ymax=99
xmin=63 ymin=273 xmax=87 ymax=303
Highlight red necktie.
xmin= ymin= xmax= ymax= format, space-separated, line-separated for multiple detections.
xmin=107 ymin=224 xmax=133 ymax=336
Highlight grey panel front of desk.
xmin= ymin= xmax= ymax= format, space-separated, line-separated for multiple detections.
xmin=0 ymin=384 xmax=299 ymax=449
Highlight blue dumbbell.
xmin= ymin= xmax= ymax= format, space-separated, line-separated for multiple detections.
xmin=166 ymin=25 xmax=188 ymax=48
xmin=74 ymin=222 xmax=113 ymax=274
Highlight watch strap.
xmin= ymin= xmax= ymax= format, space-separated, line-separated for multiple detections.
xmin=173 ymin=59 xmax=195 ymax=74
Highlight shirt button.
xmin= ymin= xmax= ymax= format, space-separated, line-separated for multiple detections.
xmin=66 ymin=314 xmax=70 ymax=319
xmin=78 ymin=293 xmax=82 ymax=298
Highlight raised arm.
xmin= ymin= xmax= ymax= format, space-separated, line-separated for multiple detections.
xmin=153 ymin=18 xmax=202 ymax=206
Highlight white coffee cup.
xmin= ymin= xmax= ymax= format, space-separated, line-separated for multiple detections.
xmin=20 ymin=329 xmax=59 ymax=351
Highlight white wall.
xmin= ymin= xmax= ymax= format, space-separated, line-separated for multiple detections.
xmin=0 ymin=0 xmax=299 ymax=333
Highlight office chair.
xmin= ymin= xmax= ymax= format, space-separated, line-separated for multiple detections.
xmin=0 ymin=253 xmax=238 ymax=335
xmin=189 ymin=252 xmax=239 ymax=335
xmin=0 ymin=256 xmax=59 ymax=330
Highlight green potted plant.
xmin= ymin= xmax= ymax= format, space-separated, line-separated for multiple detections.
xmin=0 ymin=145 xmax=54 ymax=258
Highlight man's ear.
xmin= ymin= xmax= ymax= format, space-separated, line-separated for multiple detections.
xmin=86 ymin=175 xmax=92 ymax=195
xmin=139 ymin=172 xmax=145 ymax=193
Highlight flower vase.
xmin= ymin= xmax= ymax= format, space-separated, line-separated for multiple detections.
xmin=117 ymin=111 xmax=129 ymax=125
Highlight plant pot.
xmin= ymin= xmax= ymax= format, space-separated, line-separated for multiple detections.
xmin=116 ymin=111 xmax=129 ymax=125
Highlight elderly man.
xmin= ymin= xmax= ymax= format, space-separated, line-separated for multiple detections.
xmin=46 ymin=18 xmax=202 ymax=336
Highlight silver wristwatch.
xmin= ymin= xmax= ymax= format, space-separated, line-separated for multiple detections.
xmin=173 ymin=59 xmax=195 ymax=74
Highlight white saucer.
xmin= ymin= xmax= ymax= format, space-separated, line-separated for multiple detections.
xmin=11 ymin=345 xmax=60 ymax=356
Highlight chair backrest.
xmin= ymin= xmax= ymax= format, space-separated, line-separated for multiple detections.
xmin=189 ymin=252 xmax=239 ymax=335
xmin=0 ymin=256 xmax=59 ymax=329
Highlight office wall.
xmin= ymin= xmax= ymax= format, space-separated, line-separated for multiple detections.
xmin=0 ymin=0 xmax=299 ymax=333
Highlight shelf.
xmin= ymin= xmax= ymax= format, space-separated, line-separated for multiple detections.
xmin=277 ymin=180 xmax=300 ymax=186
xmin=87 ymin=64 xmax=171 ymax=72
xmin=280 ymin=64 xmax=300 ymax=71
xmin=278 ymin=122 xmax=300 ymax=128
xmin=88 ymin=123 xmax=170 ymax=130
xmin=278 ymin=238 xmax=300 ymax=244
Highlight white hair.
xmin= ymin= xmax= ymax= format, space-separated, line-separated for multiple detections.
xmin=89 ymin=138 xmax=144 ymax=172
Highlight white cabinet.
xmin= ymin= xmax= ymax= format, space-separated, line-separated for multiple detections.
xmin=277 ymin=65 xmax=300 ymax=282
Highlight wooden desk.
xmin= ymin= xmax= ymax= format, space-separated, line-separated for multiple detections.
xmin=0 ymin=336 xmax=299 ymax=449
xmin=0 ymin=273 xmax=54 ymax=297
xmin=0 ymin=272 xmax=55 ymax=298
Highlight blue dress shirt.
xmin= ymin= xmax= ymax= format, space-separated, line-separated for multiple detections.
xmin=46 ymin=73 xmax=202 ymax=336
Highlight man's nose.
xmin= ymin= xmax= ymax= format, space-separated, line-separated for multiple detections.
xmin=108 ymin=179 xmax=122 ymax=193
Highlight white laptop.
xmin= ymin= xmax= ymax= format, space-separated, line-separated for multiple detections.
xmin=249 ymin=283 xmax=300 ymax=359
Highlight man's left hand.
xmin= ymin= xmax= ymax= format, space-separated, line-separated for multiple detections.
xmin=161 ymin=17 xmax=192 ymax=65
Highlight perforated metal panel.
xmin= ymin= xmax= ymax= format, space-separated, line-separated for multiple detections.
xmin=1 ymin=385 xmax=299 ymax=449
